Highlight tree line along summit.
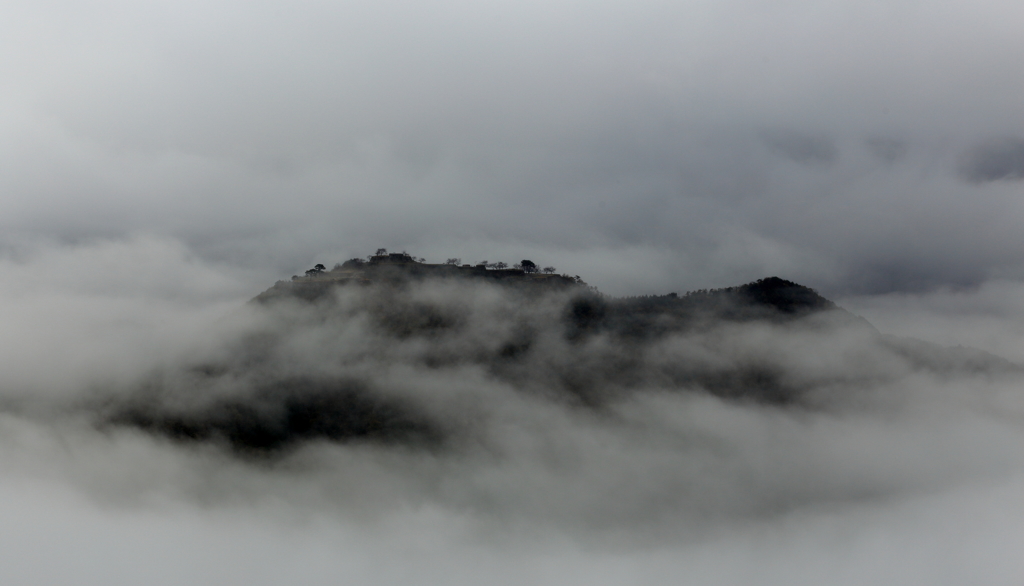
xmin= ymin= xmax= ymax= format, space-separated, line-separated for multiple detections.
xmin=256 ymin=249 xmax=587 ymax=301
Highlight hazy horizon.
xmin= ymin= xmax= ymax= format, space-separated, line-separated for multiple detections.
xmin=2 ymin=0 xmax=1024 ymax=584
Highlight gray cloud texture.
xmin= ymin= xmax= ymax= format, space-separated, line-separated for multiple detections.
xmin=865 ymin=136 xmax=908 ymax=163
xmin=0 ymin=241 xmax=1023 ymax=583
xmin=3 ymin=0 xmax=1024 ymax=582
xmin=2 ymin=0 xmax=1024 ymax=294
xmin=959 ymin=137 xmax=1024 ymax=183
xmin=760 ymin=130 xmax=838 ymax=166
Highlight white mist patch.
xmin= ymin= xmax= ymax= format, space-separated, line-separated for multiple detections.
xmin=0 ymin=467 xmax=1022 ymax=585
xmin=1 ymin=239 xmax=1023 ymax=583
xmin=0 ymin=237 xmax=259 ymax=398
xmin=840 ymin=279 xmax=1024 ymax=362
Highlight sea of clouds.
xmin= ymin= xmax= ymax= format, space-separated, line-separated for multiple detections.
xmin=3 ymin=0 xmax=1024 ymax=580
xmin=0 ymin=238 xmax=1022 ymax=585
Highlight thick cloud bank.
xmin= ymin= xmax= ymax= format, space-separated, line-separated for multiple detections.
xmin=3 ymin=0 xmax=1024 ymax=295
xmin=959 ymin=137 xmax=1024 ymax=183
xmin=4 ymin=0 xmax=1024 ymax=579
xmin=1 ymin=240 xmax=1023 ymax=584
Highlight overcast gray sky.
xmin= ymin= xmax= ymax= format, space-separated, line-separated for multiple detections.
xmin=3 ymin=0 xmax=1023 ymax=296
xmin=3 ymin=2 xmax=1024 ymax=584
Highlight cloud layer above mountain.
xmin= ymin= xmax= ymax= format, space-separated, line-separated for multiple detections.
xmin=0 ymin=240 xmax=1023 ymax=583
xmin=3 ymin=0 xmax=1024 ymax=295
xmin=3 ymin=1 xmax=1024 ymax=583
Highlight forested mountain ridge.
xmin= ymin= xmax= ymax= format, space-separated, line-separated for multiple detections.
xmin=99 ymin=260 xmax=1021 ymax=457
xmin=257 ymin=260 xmax=850 ymax=336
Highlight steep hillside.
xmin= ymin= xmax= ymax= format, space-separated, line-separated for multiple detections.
xmin=97 ymin=263 xmax=1022 ymax=458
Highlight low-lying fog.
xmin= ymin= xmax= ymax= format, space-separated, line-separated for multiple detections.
xmin=1 ymin=238 xmax=1022 ymax=585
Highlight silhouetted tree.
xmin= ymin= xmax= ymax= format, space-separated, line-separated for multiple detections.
xmin=494 ymin=262 xmax=508 ymax=270
xmin=445 ymin=258 xmax=461 ymax=265
xmin=542 ymin=266 xmax=556 ymax=274
xmin=520 ymin=260 xmax=537 ymax=273
xmin=375 ymin=248 xmax=388 ymax=256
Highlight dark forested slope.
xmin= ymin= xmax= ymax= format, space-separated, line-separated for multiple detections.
xmin=99 ymin=265 xmax=1020 ymax=457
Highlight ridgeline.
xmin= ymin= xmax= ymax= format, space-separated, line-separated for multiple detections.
xmin=255 ymin=250 xmax=837 ymax=325
xmin=99 ymin=250 xmax=1019 ymax=457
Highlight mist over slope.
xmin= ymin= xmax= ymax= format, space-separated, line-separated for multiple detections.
xmin=5 ymin=0 xmax=1024 ymax=578
xmin=13 ymin=257 xmax=1000 ymax=534
xmin=101 ymin=270 xmax=859 ymax=453
xmin=0 ymin=242 xmax=1022 ymax=583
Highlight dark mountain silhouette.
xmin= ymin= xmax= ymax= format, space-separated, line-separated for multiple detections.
xmin=107 ymin=376 xmax=443 ymax=455
xmin=565 ymin=277 xmax=844 ymax=342
xmin=98 ymin=260 xmax=1022 ymax=458
xmin=254 ymin=252 xmax=579 ymax=304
